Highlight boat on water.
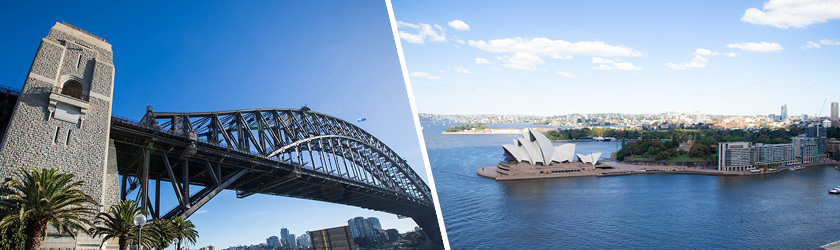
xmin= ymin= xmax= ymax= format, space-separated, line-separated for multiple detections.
xmin=830 ymin=187 xmax=840 ymax=194
xmin=789 ymin=165 xmax=805 ymax=171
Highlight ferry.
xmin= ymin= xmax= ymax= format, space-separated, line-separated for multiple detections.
xmin=830 ymin=187 xmax=840 ymax=194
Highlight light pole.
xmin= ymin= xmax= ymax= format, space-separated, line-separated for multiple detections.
xmin=72 ymin=228 xmax=81 ymax=250
xmin=133 ymin=214 xmax=147 ymax=250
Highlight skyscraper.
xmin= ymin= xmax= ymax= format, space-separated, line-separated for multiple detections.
xmin=831 ymin=101 xmax=838 ymax=122
xmin=781 ymin=104 xmax=788 ymax=121
xmin=281 ymin=227 xmax=290 ymax=246
xmin=289 ymin=234 xmax=297 ymax=247
xmin=368 ymin=217 xmax=382 ymax=231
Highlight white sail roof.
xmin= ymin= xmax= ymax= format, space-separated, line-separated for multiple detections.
xmin=500 ymin=128 xmax=589 ymax=165
xmin=576 ymin=153 xmax=602 ymax=166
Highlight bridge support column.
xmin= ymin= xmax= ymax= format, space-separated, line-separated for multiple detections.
xmin=411 ymin=212 xmax=444 ymax=248
xmin=141 ymin=147 xmax=150 ymax=212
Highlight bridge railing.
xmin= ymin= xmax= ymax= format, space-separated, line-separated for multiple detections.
xmin=0 ymin=85 xmax=21 ymax=96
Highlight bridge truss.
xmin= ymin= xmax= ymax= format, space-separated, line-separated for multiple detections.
xmin=109 ymin=107 xmax=440 ymax=244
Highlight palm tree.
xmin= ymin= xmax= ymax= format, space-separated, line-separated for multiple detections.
xmin=144 ymin=218 xmax=175 ymax=250
xmin=0 ymin=167 xmax=97 ymax=250
xmin=171 ymin=217 xmax=198 ymax=250
xmin=0 ymin=178 xmax=26 ymax=250
xmin=93 ymin=200 xmax=145 ymax=250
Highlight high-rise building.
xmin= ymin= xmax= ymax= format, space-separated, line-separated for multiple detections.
xmin=781 ymin=104 xmax=788 ymax=121
xmin=832 ymin=102 xmax=839 ymax=122
xmin=289 ymin=234 xmax=297 ymax=247
xmin=348 ymin=217 xmax=369 ymax=238
xmin=281 ymin=227 xmax=290 ymax=246
xmin=368 ymin=217 xmax=382 ymax=231
xmin=298 ymin=233 xmax=311 ymax=247
xmin=267 ymin=236 xmax=280 ymax=247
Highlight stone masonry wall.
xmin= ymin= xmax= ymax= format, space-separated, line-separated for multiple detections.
xmin=0 ymin=22 xmax=119 ymax=249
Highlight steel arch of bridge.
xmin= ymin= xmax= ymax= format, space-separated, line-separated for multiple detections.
xmin=138 ymin=107 xmax=433 ymax=205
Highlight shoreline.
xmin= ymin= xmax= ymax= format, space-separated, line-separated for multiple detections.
xmin=477 ymin=160 xmax=838 ymax=181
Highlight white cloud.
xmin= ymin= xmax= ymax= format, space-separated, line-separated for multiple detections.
xmin=727 ymin=42 xmax=784 ymax=52
xmin=195 ymin=209 xmax=209 ymax=215
xmin=665 ymin=48 xmax=719 ymax=70
xmin=724 ymin=52 xmax=738 ymax=57
xmin=455 ymin=66 xmax=473 ymax=74
xmin=741 ymin=0 xmax=840 ymax=28
xmin=821 ymin=39 xmax=840 ymax=45
xmin=409 ymin=72 xmax=442 ymax=80
xmin=556 ymin=71 xmax=577 ymax=79
xmin=802 ymin=41 xmax=822 ymax=49
xmin=805 ymin=39 xmax=840 ymax=49
xmin=448 ymin=20 xmax=470 ymax=31
xmin=397 ymin=21 xmax=446 ymax=44
xmin=499 ymin=53 xmax=545 ymax=71
xmin=592 ymin=57 xmax=642 ymax=71
xmin=694 ymin=48 xmax=718 ymax=56
xmin=456 ymin=39 xmax=466 ymax=45
xmin=468 ymin=37 xmax=644 ymax=58
xmin=475 ymin=57 xmax=491 ymax=64
xmin=396 ymin=21 xmax=420 ymax=29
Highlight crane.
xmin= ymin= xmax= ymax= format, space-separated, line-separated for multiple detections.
xmin=819 ymin=98 xmax=828 ymax=118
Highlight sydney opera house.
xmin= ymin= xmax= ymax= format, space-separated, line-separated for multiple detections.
xmin=478 ymin=128 xmax=604 ymax=180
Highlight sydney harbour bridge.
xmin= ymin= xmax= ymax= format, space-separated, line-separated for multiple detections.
xmin=0 ymin=22 xmax=442 ymax=248
xmin=0 ymin=86 xmax=442 ymax=245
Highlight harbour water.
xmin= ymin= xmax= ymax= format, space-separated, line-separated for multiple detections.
xmin=424 ymin=122 xmax=840 ymax=249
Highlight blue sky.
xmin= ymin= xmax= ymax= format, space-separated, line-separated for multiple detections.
xmin=0 ymin=1 xmax=429 ymax=248
xmin=393 ymin=0 xmax=840 ymax=117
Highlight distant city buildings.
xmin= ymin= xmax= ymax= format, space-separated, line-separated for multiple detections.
xmin=781 ymin=104 xmax=788 ymax=122
xmin=832 ymin=102 xmax=839 ymax=122
xmin=266 ymin=236 xmax=280 ymax=247
xmin=347 ymin=216 xmax=386 ymax=246
xmin=199 ymin=245 xmax=216 ymax=250
xmin=281 ymin=227 xmax=290 ymax=246
xmin=297 ymin=233 xmax=311 ymax=247
xmin=310 ymin=225 xmax=356 ymax=250
xmin=718 ymin=123 xmax=828 ymax=171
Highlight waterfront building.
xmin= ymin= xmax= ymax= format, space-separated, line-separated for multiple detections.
xmin=753 ymin=143 xmax=796 ymax=165
xmin=576 ymin=153 xmax=602 ymax=166
xmin=793 ymin=136 xmax=825 ymax=162
xmin=718 ymin=142 xmax=797 ymax=171
xmin=491 ymin=128 xmax=603 ymax=179
xmin=310 ymin=225 xmax=357 ymax=250
xmin=718 ymin=142 xmax=753 ymax=171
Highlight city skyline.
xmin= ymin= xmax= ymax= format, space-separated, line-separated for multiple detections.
xmin=0 ymin=1 xmax=432 ymax=249
xmin=393 ymin=0 xmax=840 ymax=116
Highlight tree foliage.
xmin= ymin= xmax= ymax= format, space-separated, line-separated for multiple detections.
xmin=93 ymin=200 xmax=146 ymax=250
xmin=445 ymin=123 xmax=488 ymax=132
xmin=0 ymin=167 xmax=97 ymax=250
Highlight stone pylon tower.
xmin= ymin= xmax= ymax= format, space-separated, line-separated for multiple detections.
xmin=0 ymin=22 xmax=119 ymax=249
